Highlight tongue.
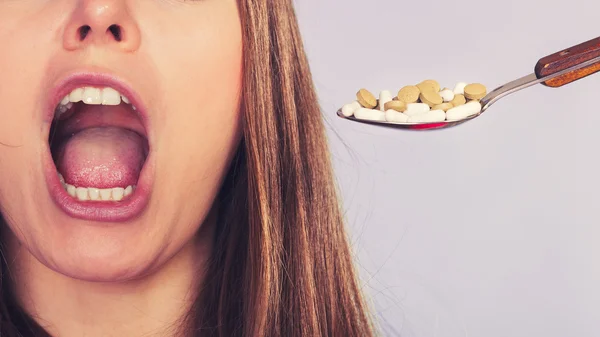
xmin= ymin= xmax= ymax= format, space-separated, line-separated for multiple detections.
xmin=55 ymin=127 xmax=147 ymax=189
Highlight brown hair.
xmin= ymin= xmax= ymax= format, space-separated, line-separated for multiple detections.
xmin=0 ymin=1 xmax=377 ymax=336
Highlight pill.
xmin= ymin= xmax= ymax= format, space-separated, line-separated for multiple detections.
xmin=407 ymin=110 xmax=446 ymax=123
xmin=433 ymin=103 xmax=454 ymax=111
xmin=404 ymin=103 xmax=430 ymax=116
xmin=439 ymin=89 xmax=455 ymax=102
xmin=341 ymin=101 xmax=361 ymax=117
xmin=385 ymin=109 xmax=409 ymax=123
xmin=356 ymin=89 xmax=377 ymax=109
xmin=384 ymin=100 xmax=407 ymax=112
xmin=464 ymin=83 xmax=487 ymax=100
xmin=419 ymin=91 xmax=443 ymax=107
xmin=450 ymin=94 xmax=466 ymax=107
xmin=446 ymin=101 xmax=482 ymax=121
xmin=378 ymin=90 xmax=393 ymax=111
xmin=343 ymin=80 xmax=486 ymax=124
xmin=354 ymin=108 xmax=386 ymax=122
xmin=453 ymin=82 xmax=468 ymax=95
xmin=397 ymin=86 xmax=420 ymax=103
xmin=416 ymin=80 xmax=440 ymax=93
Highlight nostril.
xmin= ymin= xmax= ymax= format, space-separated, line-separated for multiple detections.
xmin=108 ymin=25 xmax=122 ymax=42
xmin=78 ymin=26 xmax=91 ymax=41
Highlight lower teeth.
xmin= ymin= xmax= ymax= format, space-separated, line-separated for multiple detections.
xmin=58 ymin=173 xmax=135 ymax=202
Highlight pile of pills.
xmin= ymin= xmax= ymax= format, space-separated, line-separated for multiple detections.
xmin=341 ymin=80 xmax=487 ymax=124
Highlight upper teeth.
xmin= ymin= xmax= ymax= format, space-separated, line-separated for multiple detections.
xmin=55 ymin=87 xmax=135 ymax=118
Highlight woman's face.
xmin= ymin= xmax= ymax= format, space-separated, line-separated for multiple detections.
xmin=0 ymin=0 xmax=242 ymax=281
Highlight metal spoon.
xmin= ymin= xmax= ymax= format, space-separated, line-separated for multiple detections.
xmin=337 ymin=36 xmax=600 ymax=130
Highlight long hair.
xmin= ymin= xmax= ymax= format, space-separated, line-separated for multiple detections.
xmin=0 ymin=1 xmax=377 ymax=336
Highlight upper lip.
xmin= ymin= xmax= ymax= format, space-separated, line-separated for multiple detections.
xmin=46 ymin=71 xmax=151 ymax=139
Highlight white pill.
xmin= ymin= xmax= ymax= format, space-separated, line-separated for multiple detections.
xmin=354 ymin=108 xmax=386 ymax=122
xmin=385 ymin=109 xmax=409 ymax=123
xmin=341 ymin=101 xmax=361 ymax=117
xmin=404 ymin=103 xmax=430 ymax=116
xmin=378 ymin=90 xmax=393 ymax=111
xmin=408 ymin=109 xmax=446 ymax=123
xmin=453 ymin=82 xmax=468 ymax=95
xmin=445 ymin=101 xmax=482 ymax=121
xmin=439 ymin=89 xmax=455 ymax=102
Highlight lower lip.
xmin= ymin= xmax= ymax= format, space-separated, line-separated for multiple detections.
xmin=43 ymin=142 xmax=154 ymax=223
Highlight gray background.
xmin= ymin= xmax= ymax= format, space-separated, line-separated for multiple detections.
xmin=295 ymin=0 xmax=600 ymax=336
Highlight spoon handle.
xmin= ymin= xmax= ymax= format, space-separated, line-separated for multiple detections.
xmin=534 ymin=36 xmax=600 ymax=87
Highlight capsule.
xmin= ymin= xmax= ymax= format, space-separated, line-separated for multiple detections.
xmin=446 ymin=101 xmax=482 ymax=121
xmin=341 ymin=101 xmax=361 ymax=117
xmin=407 ymin=109 xmax=446 ymax=123
xmin=385 ymin=109 xmax=409 ymax=123
xmin=439 ymin=89 xmax=455 ymax=102
xmin=404 ymin=103 xmax=430 ymax=116
xmin=453 ymin=82 xmax=468 ymax=95
xmin=378 ymin=90 xmax=393 ymax=112
xmin=354 ymin=108 xmax=386 ymax=122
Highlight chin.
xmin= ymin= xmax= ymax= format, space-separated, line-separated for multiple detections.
xmin=50 ymin=256 xmax=151 ymax=283
xmin=31 ymin=224 xmax=160 ymax=282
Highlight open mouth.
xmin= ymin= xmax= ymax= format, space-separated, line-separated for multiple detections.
xmin=50 ymin=87 xmax=148 ymax=201
xmin=44 ymin=75 xmax=154 ymax=222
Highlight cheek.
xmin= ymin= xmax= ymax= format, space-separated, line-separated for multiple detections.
xmin=140 ymin=4 xmax=243 ymax=221
xmin=0 ymin=7 xmax=58 ymax=210
xmin=0 ymin=13 xmax=43 ymax=145
xmin=150 ymin=13 xmax=243 ymax=180
xmin=163 ymin=45 xmax=243 ymax=136
xmin=156 ymin=28 xmax=243 ymax=132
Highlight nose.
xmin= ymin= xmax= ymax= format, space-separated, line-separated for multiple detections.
xmin=63 ymin=0 xmax=141 ymax=52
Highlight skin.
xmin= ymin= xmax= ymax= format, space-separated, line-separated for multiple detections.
xmin=0 ymin=0 xmax=243 ymax=336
